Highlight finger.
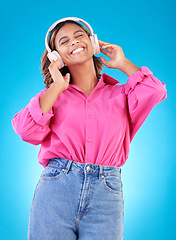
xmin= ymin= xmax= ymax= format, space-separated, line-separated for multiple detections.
xmin=65 ymin=73 xmax=70 ymax=82
xmin=55 ymin=57 xmax=62 ymax=62
xmin=50 ymin=58 xmax=61 ymax=67
xmin=100 ymin=48 xmax=112 ymax=57
xmin=98 ymin=40 xmax=105 ymax=46
xmin=101 ymin=44 xmax=116 ymax=49
xmin=100 ymin=57 xmax=110 ymax=67
xmin=98 ymin=40 xmax=110 ymax=45
xmin=98 ymin=40 xmax=111 ymax=46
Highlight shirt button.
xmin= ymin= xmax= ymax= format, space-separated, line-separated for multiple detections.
xmin=87 ymin=99 xmax=91 ymax=102
xmin=87 ymin=138 xmax=92 ymax=142
xmin=89 ymin=114 xmax=92 ymax=118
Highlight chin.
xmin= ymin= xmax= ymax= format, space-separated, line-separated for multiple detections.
xmin=68 ymin=55 xmax=94 ymax=66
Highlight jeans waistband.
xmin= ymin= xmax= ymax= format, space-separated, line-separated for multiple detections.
xmin=48 ymin=157 xmax=121 ymax=179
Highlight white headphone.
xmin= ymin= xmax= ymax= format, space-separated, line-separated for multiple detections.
xmin=45 ymin=17 xmax=100 ymax=69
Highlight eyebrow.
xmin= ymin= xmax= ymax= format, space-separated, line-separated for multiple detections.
xmin=58 ymin=30 xmax=84 ymax=44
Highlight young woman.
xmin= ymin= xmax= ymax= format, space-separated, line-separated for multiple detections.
xmin=12 ymin=17 xmax=167 ymax=240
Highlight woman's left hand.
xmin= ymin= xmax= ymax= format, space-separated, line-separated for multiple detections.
xmin=98 ymin=40 xmax=126 ymax=70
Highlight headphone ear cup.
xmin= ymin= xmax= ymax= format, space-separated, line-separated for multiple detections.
xmin=90 ymin=35 xmax=100 ymax=55
xmin=57 ymin=60 xmax=65 ymax=69
xmin=47 ymin=50 xmax=60 ymax=61
xmin=47 ymin=50 xmax=65 ymax=69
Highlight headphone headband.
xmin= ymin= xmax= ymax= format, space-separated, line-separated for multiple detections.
xmin=45 ymin=17 xmax=94 ymax=53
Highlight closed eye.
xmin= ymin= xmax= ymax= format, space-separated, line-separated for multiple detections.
xmin=61 ymin=40 xmax=69 ymax=45
xmin=61 ymin=34 xmax=83 ymax=45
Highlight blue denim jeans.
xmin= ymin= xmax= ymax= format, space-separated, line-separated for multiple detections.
xmin=27 ymin=157 xmax=124 ymax=240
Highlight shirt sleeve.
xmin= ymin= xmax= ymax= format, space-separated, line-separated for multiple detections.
xmin=124 ymin=66 xmax=167 ymax=142
xmin=11 ymin=89 xmax=54 ymax=145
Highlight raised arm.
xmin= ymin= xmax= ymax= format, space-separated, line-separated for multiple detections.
xmin=12 ymin=57 xmax=70 ymax=144
xmin=99 ymin=40 xmax=167 ymax=141
xmin=124 ymin=66 xmax=167 ymax=141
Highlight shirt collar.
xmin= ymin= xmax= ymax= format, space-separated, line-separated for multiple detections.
xmin=100 ymin=72 xmax=120 ymax=85
xmin=68 ymin=72 xmax=119 ymax=91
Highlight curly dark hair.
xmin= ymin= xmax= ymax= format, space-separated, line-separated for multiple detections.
xmin=41 ymin=20 xmax=103 ymax=88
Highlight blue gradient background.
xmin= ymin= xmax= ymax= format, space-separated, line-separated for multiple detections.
xmin=0 ymin=0 xmax=175 ymax=239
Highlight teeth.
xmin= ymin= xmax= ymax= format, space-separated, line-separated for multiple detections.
xmin=72 ymin=47 xmax=84 ymax=55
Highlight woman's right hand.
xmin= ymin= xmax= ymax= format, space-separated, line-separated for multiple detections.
xmin=48 ymin=58 xmax=70 ymax=91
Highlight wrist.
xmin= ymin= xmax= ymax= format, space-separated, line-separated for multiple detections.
xmin=118 ymin=58 xmax=140 ymax=77
xmin=51 ymin=81 xmax=66 ymax=92
xmin=117 ymin=58 xmax=130 ymax=71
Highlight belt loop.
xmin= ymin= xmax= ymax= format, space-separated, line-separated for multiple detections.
xmin=63 ymin=159 xmax=73 ymax=174
xmin=99 ymin=165 xmax=104 ymax=180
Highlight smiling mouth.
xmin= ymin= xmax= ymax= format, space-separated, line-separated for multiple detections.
xmin=71 ymin=47 xmax=85 ymax=55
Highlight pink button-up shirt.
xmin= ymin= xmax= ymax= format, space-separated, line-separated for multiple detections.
xmin=12 ymin=66 xmax=167 ymax=168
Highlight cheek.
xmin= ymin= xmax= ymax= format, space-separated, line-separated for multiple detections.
xmin=56 ymin=48 xmax=67 ymax=60
xmin=55 ymin=43 xmax=66 ymax=58
xmin=88 ymin=41 xmax=94 ymax=55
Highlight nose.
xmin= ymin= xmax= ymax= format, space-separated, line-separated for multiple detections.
xmin=71 ymin=39 xmax=80 ymax=46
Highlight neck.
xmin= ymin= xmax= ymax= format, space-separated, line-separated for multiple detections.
xmin=68 ymin=59 xmax=98 ymax=94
